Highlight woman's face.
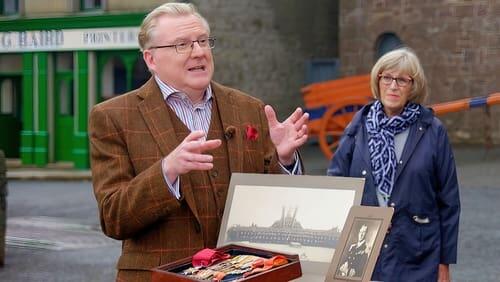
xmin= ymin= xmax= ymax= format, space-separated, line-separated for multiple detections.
xmin=378 ymin=69 xmax=413 ymax=117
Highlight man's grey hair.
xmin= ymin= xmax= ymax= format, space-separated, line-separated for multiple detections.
xmin=138 ymin=2 xmax=210 ymax=51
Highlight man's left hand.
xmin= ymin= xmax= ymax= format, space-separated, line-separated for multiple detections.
xmin=265 ymin=105 xmax=308 ymax=165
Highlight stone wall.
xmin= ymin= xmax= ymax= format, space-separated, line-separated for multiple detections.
xmin=107 ymin=0 xmax=168 ymax=12
xmin=24 ymin=0 xmax=77 ymax=15
xmin=339 ymin=0 xmax=500 ymax=144
xmin=194 ymin=0 xmax=339 ymax=118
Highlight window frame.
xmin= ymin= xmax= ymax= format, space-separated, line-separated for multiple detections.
xmin=80 ymin=0 xmax=104 ymax=11
xmin=0 ymin=0 xmax=20 ymax=16
xmin=1 ymin=79 xmax=14 ymax=114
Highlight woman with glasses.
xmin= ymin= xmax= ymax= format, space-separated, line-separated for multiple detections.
xmin=328 ymin=48 xmax=460 ymax=282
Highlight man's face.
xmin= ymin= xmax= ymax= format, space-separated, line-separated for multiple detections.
xmin=143 ymin=14 xmax=214 ymax=100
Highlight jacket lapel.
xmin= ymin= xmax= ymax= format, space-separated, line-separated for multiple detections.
xmin=359 ymin=126 xmax=372 ymax=170
xmin=211 ymin=82 xmax=244 ymax=173
xmin=394 ymin=106 xmax=433 ymax=182
xmin=349 ymin=105 xmax=372 ymax=171
xmin=137 ymin=78 xmax=178 ymax=156
xmin=136 ymin=78 xmax=201 ymax=225
xmin=394 ymin=121 xmax=426 ymax=182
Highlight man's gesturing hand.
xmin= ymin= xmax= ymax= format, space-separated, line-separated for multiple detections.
xmin=163 ymin=130 xmax=222 ymax=183
xmin=265 ymin=105 xmax=308 ymax=165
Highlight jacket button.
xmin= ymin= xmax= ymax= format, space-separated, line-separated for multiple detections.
xmin=419 ymin=126 xmax=423 ymax=131
xmin=384 ymin=244 xmax=388 ymax=248
xmin=390 ymin=202 xmax=395 ymax=207
xmin=361 ymin=170 xmax=367 ymax=176
xmin=211 ymin=170 xmax=218 ymax=178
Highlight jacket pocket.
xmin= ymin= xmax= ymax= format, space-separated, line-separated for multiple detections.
xmin=395 ymin=213 xmax=438 ymax=264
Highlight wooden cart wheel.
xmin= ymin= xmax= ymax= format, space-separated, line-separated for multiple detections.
xmin=318 ymin=97 xmax=371 ymax=160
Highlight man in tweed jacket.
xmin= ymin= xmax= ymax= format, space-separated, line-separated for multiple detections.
xmin=88 ymin=3 xmax=308 ymax=281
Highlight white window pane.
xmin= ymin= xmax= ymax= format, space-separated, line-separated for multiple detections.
xmin=56 ymin=53 xmax=73 ymax=71
xmin=58 ymin=80 xmax=74 ymax=115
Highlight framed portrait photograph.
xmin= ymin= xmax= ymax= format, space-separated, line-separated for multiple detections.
xmin=217 ymin=173 xmax=365 ymax=278
xmin=325 ymin=206 xmax=394 ymax=282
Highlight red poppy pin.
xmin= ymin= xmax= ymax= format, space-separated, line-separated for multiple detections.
xmin=245 ymin=124 xmax=259 ymax=141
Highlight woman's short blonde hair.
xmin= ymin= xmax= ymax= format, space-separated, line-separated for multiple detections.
xmin=370 ymin=47 xmax=428 ymax=104
xmin=138 ymin=2 xmax=210 ymax=51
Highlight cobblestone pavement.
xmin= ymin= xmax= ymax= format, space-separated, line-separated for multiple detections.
xmin=0 ymin=180 xmax=120 ymax=282
xmin=0 ymin=144 xmax=499 ymax=282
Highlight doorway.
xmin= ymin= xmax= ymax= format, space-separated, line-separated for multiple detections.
xmin=97 ymin=50 xmax=150 ymax=102
xmin=53 ymin=52 xmax=74 ymax=162
xmin=0 ymin=76 xmax=22 ymax=158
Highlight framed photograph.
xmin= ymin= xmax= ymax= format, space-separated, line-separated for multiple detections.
xmin=324 ymin=206 xmax=394 ymax=282
xmin=217 ymin=173 xmax=365 ymax=277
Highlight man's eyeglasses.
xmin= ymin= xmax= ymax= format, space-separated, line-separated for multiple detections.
xmin=378 ymin=74 xmax=413 ymax=87
xmin=149 ymin=37 xmax=216 ymax=53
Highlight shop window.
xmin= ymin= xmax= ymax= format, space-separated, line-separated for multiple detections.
xmin=81 ymin=0 xmax=103 ymax=10
xmin=1 ymin=79 xmax=13 ymax=114
xmin=56 ymin=52 xmax=74 ymax=71
xmin=58 ymin=80 xmax=74 ymax=116
xmin=113 ymin=62 xmax=126 ymax=94
xmin=55 ymin=52 xmax=74 ymax=116
xmin=101 ymin=58 xmax=126 ymax=99
xmin=0 ymin=54 xmax=22 ymax=72
xmin=1 ymin=0 xmax=19 ymax=15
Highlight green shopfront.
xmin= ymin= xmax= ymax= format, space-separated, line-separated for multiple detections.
xmin=0 ymin=14 xmax=150 ymax=168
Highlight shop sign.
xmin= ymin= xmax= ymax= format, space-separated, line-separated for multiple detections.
xmin=0 ymin=27 xmax=139 ymax=52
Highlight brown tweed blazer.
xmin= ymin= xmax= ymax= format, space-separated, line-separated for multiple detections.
xmin=89 ymin=78 xmax=284 ymax=279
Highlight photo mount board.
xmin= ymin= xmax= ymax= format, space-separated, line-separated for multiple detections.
xmin=324 ymin=205 xmax=394 ymax=282
xmin=217 ymin=173 xmax=365 ymax=277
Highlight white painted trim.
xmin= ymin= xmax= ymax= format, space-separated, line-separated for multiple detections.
xmin=88 ymin=51 xmax=96 ymax=110
xmin=0 ymin=27 xmax=140 ymax=53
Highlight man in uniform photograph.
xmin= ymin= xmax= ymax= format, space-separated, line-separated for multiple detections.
xmin=337 ymin=224 xmax=369 ymax=278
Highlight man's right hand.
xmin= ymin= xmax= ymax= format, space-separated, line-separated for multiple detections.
xmin=163 ymin=130 xmax=222 ymax=183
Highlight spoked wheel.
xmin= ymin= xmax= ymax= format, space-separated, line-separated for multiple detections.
xmin=318 ymin=97 xmax=371 ymax=160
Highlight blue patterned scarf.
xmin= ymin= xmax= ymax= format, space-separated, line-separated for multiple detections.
xmin=366 ymin=101 xmax=420 ymax=204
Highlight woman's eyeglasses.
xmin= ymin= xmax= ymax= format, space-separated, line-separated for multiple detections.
xmin=378 ymin=74 xmax=413 ymax=87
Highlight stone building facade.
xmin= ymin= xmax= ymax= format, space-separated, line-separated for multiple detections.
xmin=197 ymin=0 xmax=339 ymax=117
xmin=339 ymin=0 xmax=500 ymax=144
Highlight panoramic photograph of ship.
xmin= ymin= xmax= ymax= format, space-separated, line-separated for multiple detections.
xmin=226 ymin=207 xmax=341 ymax=248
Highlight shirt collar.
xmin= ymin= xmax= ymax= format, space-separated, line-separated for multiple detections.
xmin=154 ymin=75 xmax=212 ymax=104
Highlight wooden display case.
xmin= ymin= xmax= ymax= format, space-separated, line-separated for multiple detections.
xmin=151 ymin=244 xmax=302 ymax=282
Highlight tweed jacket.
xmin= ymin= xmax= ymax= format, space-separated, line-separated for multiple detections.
xmin=89 ymin=78 xmax=284 ymax=277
